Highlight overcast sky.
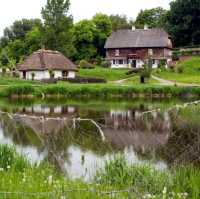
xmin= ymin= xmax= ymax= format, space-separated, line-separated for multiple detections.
xmin=0 ymin=0 xmax=172 ymax=36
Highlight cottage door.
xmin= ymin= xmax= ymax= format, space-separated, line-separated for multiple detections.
xmin=131 ymin=60 xmax=137 ymax=68
xmin=23 ymin=71 xmax=26 ymax=79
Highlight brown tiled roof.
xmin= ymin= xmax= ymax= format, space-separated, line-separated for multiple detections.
xmin=18 ymin=49 xmax=77 ymax=71
xmin=105 ymin=28 xmax=172 ymax=49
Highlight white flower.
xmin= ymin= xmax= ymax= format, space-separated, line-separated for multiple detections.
xmin=0 ymin=168 xmax=4 ymax=171
xmin=47 ymin=175 xmax=53 ymax=185
xmin=7 ymin=165 xmax=11 ymax=169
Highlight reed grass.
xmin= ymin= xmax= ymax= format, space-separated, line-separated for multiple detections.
xmin=1 ymin=83 xmax=200 ymax=99
xmin=0 ymin=145 xmax=199 ymax=198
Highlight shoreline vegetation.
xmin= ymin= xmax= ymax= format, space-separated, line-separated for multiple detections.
xmin=1 ymin=84 xmax=200 ymax=99
xmin=0 ymin=145 xmax=199 ymax=199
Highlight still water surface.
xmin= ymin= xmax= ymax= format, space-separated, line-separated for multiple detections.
xmin=0 ymin=99 xmax=199 ymax=180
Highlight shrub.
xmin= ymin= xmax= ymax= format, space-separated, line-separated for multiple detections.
xmin=172 ymin=51 xmax=180 ymax=61
xmin=101 ymin=60 xmax=111 ymax=68
xmin=2 ymin=67 xmax=6 ymax=76
xmin=79 ymin=60 xmax=94 ymax=69
xmin=31 ymin=72 xmax=35 ymax=81
xmin=48 ymin=69 xmax=55 ymax=79
xmin=5 ymin=84 xmax=35 ymax=96
xmin=67 ymin=77 xmax=106 ymax=84
xmin=176 ymin=65 xmax=184 ymax=73
xmin=158 ymin=59 xmax=167 ymax=68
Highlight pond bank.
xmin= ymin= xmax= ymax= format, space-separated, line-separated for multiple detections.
xmin=0 ymin=145 xmax=199 ymax=199
xmin=1 ymin=84 xmax=200 ymax=99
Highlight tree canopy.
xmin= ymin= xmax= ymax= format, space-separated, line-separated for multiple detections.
xmin=0 ymin=0 xmax=199 ymax=67
xmin=134 ymin=7 xmax=167 ymax=29
xmin=41 ymin=0 xmax=75 ymax=57
xmin=166 ymin=0 xmax=200 ymax=47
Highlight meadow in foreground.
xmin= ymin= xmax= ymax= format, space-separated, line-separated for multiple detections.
xmin=0 ymin=145 xmax=199 ymax=198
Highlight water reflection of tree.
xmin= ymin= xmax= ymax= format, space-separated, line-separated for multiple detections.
xmin=0 ymin=115 xmax=43 ymax=148
xmin=157 ymin=109 xmax=200 ymax=166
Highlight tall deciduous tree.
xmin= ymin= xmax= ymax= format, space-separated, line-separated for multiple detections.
xmin=41 ymin=0 xmax=75 ymax=57
xmin=166 ymin=0 xmax=200 ymax=47
xmin=109 ymin=15 xmax=131 ymax=31
xmin=73 ymin=20 xmax=97 ymax=60
xmin=92 ymin=13 xmax=112 ymax=57
xmin=134 ymin=7 xmax=167 ymax=28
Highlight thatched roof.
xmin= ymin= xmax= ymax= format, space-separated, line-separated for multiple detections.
xmin=18 ymin=49 xmax=77 ymax=71
xmin=105 ymin=28 xmax=172 ymax=49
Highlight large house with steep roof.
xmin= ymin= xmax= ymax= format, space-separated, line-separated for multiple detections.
xmin=18 ymin=49 xmax=77 ymax=80
xmin=105 ymin=27 xmax=172 ymax=68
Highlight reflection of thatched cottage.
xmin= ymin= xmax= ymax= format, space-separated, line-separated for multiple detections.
xmin=17 ymin=49 xmax=77 ymax=80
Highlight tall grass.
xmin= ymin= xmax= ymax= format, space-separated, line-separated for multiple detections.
xmin=95 ymin=155 xmax=200 ymax=198
xmin=2 ymin=84 xmax=200 ymax=99
xmin=0 ymin=145 xmax=199 ymax=198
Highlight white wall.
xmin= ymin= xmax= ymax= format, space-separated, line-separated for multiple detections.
xmin=68 ymin=71 xmax=76 ymax=78
xmin=111 ymin=59 xmax=144 ymax=69
xmin=20 ymin=70 xmax=76 ymax=80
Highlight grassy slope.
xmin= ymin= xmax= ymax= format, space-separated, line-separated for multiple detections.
xmin=78 ymin=67 xmax=131 ymax=81
xmin=0 ymin=76 xmax=41 ymax=86
xmin=154 ymin=56 xmax=200 ymax=84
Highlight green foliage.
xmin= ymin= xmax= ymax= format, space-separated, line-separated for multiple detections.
xmin=5 ymin=84 xmax=35 ymax=96
xmin=134 ymin=7 xmax=167 ymax=28
xmin=41 ymin=0 xmax=75 ymax=57
xmin=101 ymin=60 xmax=111 ymax=68
xmin=73 ymin=20 xmax=97 ymax=60
xmin=95 ymin=155 xmax=200 ymax=197
xmin=172 ymin=51 xmax=180 ymax=61
xmin=48 ymin=69 xmax=55 ymax=79
xmin=166 ymin=0 xmax=200 ymax=47
xmin=79 ymin=67 xmax=129 ymax=81
xmin=154 ymin=57 xmax=200 ymax=84
xmin=0 ymin=19 xmax=43 ymax=66
xmin=176 ymin=65 xmax=184 ymax=73
xmin=109 ymin=14 xmax=131 ymax=31
xmin=0 ymin=145 xmax=28 ymax=171
xmin=79 ymin=60 xmax=94 ymax=69
xmin=92 ymin=13 xmax=112 ymax=57
xmin=31 ymin=73 xmax=35 ymax=81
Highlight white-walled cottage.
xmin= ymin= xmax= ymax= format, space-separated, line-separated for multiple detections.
xmin=18 ymin=49 xmax=77 ymax=80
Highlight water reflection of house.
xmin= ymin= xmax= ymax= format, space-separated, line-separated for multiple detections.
xmin=19 ymin=105 xmax=77 ymax=117
xmin=10 ymin=105 xmax=78 ymax=135
xmin=103 ymin=110 xmax=171 ymax=153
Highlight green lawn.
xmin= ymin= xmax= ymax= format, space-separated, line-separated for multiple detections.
xmin=123 ymin=76 xmax=159 ymax=85
xmin=154 ymin=56 xmax=200 ymax=84
xmin=78 ymin=67 xmax=131 ymax=81
xmin=0 ymin=76 xmax=41 ymax=86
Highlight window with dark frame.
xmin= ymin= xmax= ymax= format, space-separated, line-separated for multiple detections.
xmin=119 ymin=60 xmax=123 ymax=65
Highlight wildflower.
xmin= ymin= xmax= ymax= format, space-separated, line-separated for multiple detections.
xmin=162 ymin=187 xmax=167 ymax=199
xmin=47 ymin=175 xmax=53 ymax=185
xmin=0 ymin=168 xmax=4 ymax=171
xmin=7 ymin=165 xmax=11 ymax=169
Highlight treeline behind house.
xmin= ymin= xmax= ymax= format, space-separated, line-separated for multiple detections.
xmin=0 ymin=0 xmax=199 ymax=67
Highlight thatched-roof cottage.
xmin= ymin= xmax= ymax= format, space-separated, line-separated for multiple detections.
xmin=105 ymin=27 xmax=172 ymax=68
xmin=18 ymin=49 xmax=77 ymax=80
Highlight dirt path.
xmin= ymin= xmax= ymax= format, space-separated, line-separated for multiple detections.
xmin=112 ymin=77 xmax=134 ymax=84
xmin=151 ymin=75 xmax=200 ymax=87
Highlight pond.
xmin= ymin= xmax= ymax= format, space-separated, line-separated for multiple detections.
xmin=0 ymin=98 xmax=199 ymax=181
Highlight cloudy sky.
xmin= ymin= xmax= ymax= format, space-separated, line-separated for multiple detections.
xmin=0 ymin=0 xmax=172 ymax=36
